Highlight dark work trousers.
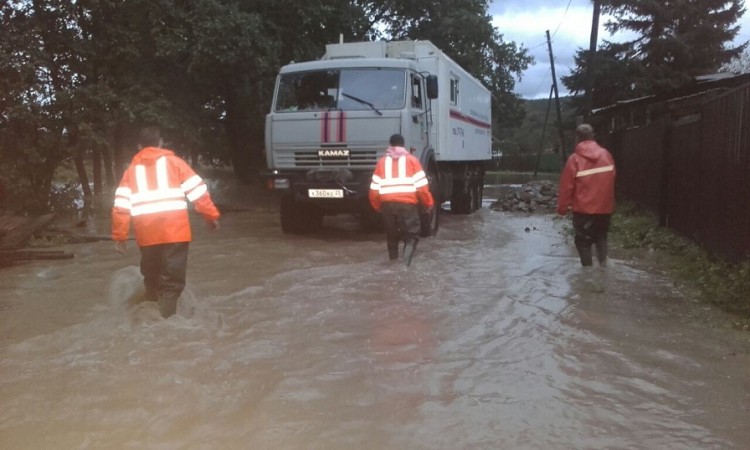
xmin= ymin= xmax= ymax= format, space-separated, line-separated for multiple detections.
xmin=381 ymin=202 xmax=421 ymax=261
xmin=572 ymin=213 xmax=611 ymax=266
xmin=139 ymin=242 xmax=189 ymax=318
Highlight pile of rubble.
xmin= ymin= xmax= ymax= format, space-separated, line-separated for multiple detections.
xmin=489 ymin=180 xmax=558 ymax=213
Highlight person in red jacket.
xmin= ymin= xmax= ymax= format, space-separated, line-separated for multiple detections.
xmin=557 ymin=124 xmax=616 ymax=267
xmin=369 ymin=134 xmax=434 ymax=266
xmin=112 ymin=126 xmax=221 ymax=318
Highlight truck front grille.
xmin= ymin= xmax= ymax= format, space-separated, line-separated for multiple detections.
xmin=292 ymin=150 xmax=379 ymax=168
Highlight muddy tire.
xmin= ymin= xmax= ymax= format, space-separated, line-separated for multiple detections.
xmin=471 ymin=182 xmax=483 ymax=212
xmin=451 ymin=165 xmax=484 ymax=214
xmin=451 ymin=183 xmax=473 ymax=214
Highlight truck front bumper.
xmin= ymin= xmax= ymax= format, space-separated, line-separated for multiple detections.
xmin=263 ymin=169 xmax=373 ymax=211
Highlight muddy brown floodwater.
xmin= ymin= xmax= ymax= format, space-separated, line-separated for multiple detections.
xmin=1 ymin=187 xmax=749 ymax=449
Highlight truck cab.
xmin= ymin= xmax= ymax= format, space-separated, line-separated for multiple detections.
xmin=265 ymin=56 xmax=438 ymax=234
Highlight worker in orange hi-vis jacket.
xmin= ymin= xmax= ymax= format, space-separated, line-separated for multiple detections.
xmin=557 ymin=123 xmax=616 ymax=267
xmin=111 ymin=126 xmax=220 ymax=318
xmin=369 ymin=134 xmax=434 ymax=267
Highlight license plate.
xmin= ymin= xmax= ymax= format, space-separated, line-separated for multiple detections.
xmin=308 ymin=189 xmax=344 ymax=198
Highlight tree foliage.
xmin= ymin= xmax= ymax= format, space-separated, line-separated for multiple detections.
xmin=0 ymin=0 xmax=532 ymax=213
xmin=373 ymin=0 xmax=532 ymax=135
xmin=563 ymin=0 xmax=748 ymax=111
xmin=722 ymin=47 xmax=750 ymax=73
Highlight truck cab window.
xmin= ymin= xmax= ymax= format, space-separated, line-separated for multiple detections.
xmin=275 ymin=68 xmax=406 ymax=112
xmin=276 ymin=70 xmax=339 ymax=111
xmin=339 ymin=69 xmax=405 ymax=111
xmin=411 ymin=75 xmax=423 ymax=110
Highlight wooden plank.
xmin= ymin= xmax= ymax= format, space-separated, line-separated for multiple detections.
xmin=0 ymin=214 xmax=56 ymax=250
xmin=43 ymin=226 xmax=114 ymax=243
xmin=0 ymin=249 xmax=74 ymax=262
xmin=0 ymin=212 xmax=28 ymax=236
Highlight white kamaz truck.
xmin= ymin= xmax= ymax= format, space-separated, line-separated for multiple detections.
xmin=264 ymin=40 xmax=492 ymax=234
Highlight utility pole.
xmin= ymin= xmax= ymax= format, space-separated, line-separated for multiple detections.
xmin=546 ymin=30 xmax=567 ymax=160
xmin=534 ymin=85 xmax=555 ymax=177
xmin=584 ymin=0 xmax=602 ymax=118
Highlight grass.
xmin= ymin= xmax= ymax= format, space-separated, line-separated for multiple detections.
xmin=609 ymin=202 xmax=750 ymax=330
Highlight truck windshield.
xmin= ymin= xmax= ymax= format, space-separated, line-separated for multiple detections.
xmin=275 ymin=68 xmax=405 ymax=112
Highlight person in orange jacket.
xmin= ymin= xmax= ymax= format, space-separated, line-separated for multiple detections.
xmin=369 ymin=134 xmax=434 ymax=266
xmin=112 ymin=126 xmax=221 ymax=317
xmin=557 ymin=123 xmax=616 ymax=267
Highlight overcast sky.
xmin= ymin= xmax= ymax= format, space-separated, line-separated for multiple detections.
xmin=489 ymin=0 xmax=750 ymax=99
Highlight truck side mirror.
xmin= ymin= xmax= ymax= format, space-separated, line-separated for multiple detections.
xmin=426 ymin=75 xmax=438 ymax=99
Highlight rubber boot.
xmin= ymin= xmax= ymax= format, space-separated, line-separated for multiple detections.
xmin=403 ymin=239 xmax=417 ymax=267
xmin=144 ymin=288 xmax=158 ymax=302
xmin=577 ymin=245 xmax=593 ymax=267
xmin=388 ymin=241 xmax=399 ymax=261
xmin=595 ymin=236 xmax=608 ymax=266
xmin=158 ymin=295 xmax=178 ymax=318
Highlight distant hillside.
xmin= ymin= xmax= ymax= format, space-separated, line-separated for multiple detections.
xmin=524 ymin=96 xmax=576 ymax=118
xmin=497 ymin=95 xmax=579 ymax=158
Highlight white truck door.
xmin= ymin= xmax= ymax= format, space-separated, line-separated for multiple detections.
xmin=407 ymin=73 xmax=428 ymax=159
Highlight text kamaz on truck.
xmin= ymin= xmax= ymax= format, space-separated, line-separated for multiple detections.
xmin=264 ymin=40 xmax=493 ymax=234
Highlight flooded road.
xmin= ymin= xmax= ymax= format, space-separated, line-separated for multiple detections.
xmin=1 ymin=190 xmax=749 ymax=449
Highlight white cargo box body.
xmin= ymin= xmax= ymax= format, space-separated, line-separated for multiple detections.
xmin=324 ymin=41 xmax=492 ymax=163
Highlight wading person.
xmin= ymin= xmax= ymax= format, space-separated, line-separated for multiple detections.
xmin=369 ymin=134 xmax=434 ymax=266
xmin=557 ymin=123 xmax=616 ymax=267
xmin=112 ymin=126 xmax=220 ymax=318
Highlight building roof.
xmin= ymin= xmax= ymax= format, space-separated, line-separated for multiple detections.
xmin=591 ymin=72 xmax=750 ymax=116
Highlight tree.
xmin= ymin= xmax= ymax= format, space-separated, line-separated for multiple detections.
xmin=722 ymin=47 xmax=750 ymax=73
xmin=564 ymin=0 xmax=748 ymax=110
xmin=0 ymin=0 xmax=85 ymax=213
xmin=367 ymin=0 xmax=533 ymax=136
xmin=159 ymin=0 xmax=372 ymax=181
xmin=1 ymin=0 xmax=535 ymax=213
xmin=562 ymin=42 xmax=644 ymax=111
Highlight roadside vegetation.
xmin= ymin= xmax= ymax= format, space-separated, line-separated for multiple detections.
xmin=0 ymin=1 xmax=532 ymax=215
xmin=610 ymin=202 xmax=750 ymax=330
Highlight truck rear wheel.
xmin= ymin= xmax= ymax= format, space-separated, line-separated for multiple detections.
xmin=450 ymin=182 xmax=473 ymax=214
xmin=471 ymin=181 xmax=483 ymax=212
xmin=451 ymin=165 xmax=484 ymax=214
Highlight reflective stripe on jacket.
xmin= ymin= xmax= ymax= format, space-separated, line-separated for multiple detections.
xmin=557 ymin=140 xmax=616 ymax=215
xmin=369 ymin=153 xmax=434 ymax=211
xmin=112 ymin=147 xmax=220 ymax=246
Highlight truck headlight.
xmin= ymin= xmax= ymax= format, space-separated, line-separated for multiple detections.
xmin=273 ymin=178 xmax=290 ymax=189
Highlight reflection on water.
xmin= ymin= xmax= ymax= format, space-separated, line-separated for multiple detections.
xmin=1 ymin=208 xmax=749 ymax=449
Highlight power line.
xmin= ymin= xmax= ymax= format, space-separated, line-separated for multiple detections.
xmin=524 ymin=0 xmax=576 ymax=50
xmin=550 ymin=0 xmax=574 ymax=38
